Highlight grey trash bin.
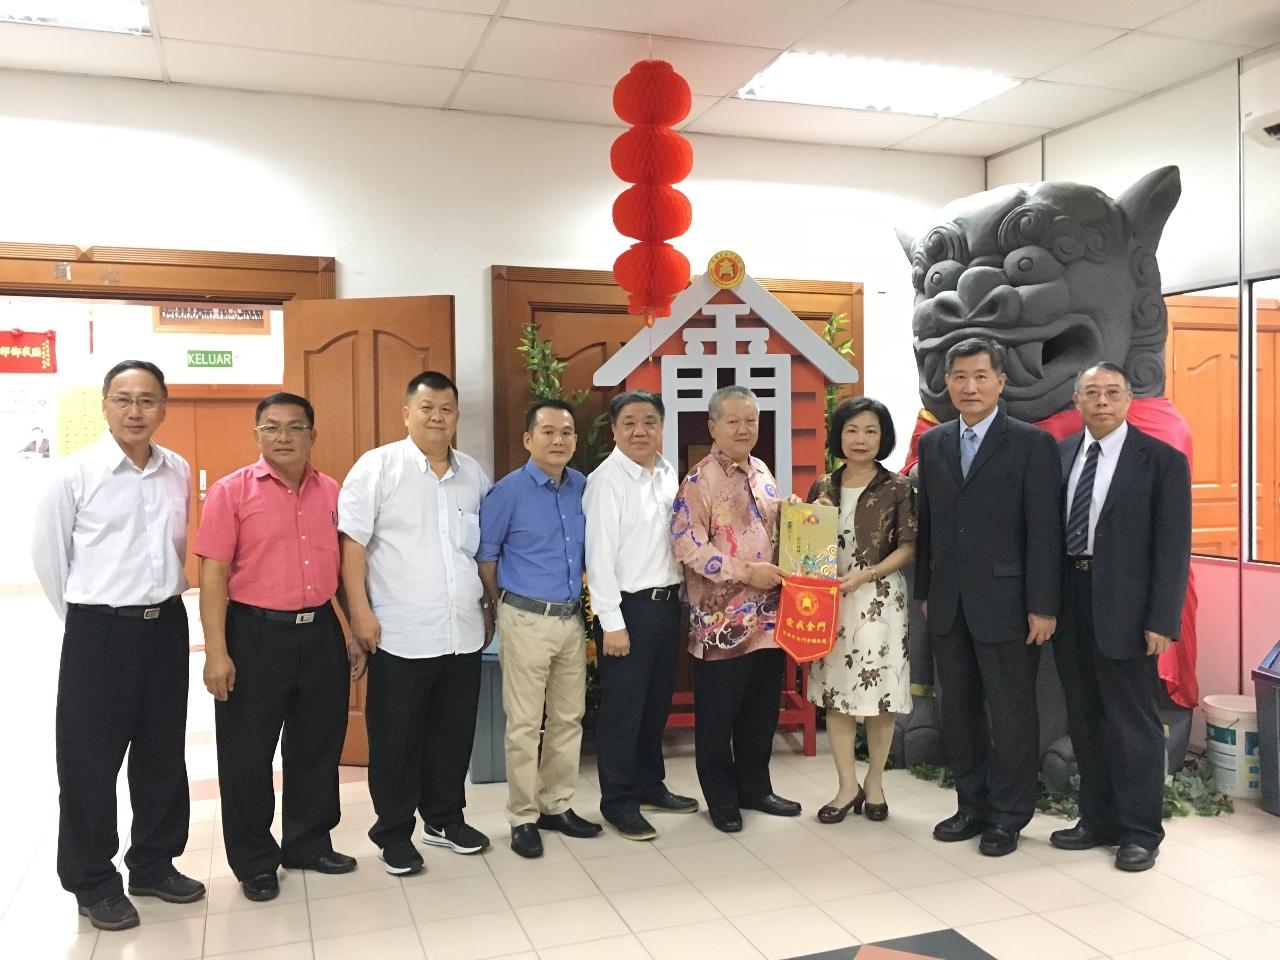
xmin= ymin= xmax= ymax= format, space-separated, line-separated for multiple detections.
xmin=1252 ymin=640 xmax=1280 ymax=816
xmin=469 ymin=649 xmax=507 ymax=784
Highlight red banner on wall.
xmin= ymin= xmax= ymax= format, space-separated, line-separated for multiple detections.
xmin=776 ymin=575 xmax=839 ymax=663
xmin=0 ymin=330 xmax=56 ymax=373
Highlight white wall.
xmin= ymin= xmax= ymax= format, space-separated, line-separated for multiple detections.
xmin=0 ymin=70 xmax=983 ymax=474
xmin=986 ymin=140 xmax=1041 ymax=189
xmin=1243 ymin=47 xmax=1280 ymax=275
xmin=1043 ymin=65 xmax=1241 ymax=290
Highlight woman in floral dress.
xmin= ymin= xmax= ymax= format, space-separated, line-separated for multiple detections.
xmin=807 ymin=397 xmax=916 ymax=823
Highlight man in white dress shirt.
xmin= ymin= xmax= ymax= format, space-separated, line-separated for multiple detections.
xmin=32 ymin=360 xmax=206 ymax=932
xmin=585 ymin=391 xmax=699 ymax=840
xmin=339 ymin=371 xmax=492 ymax=877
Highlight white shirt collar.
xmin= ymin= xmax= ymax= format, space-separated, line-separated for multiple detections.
xmin=95 ymin=430 xmax=166 ymax=475
xmin=1083 ymin=420 xmax=1128 ymax=458
xmin=608 ymin=444 xmax=673 ymax=480
xmin=403 ymin=438 xmax=457 ymax=478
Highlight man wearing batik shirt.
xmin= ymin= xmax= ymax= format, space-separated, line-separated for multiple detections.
xmin=671 ymin=384 xmax=800 ymax=833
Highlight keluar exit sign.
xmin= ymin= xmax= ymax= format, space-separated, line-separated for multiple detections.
xmin=187 ymin=350 xmax=234 ymax=369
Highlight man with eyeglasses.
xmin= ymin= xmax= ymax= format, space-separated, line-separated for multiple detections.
xmin=32 ymin=360 xmax=205 ymax=932
xmin=194 ymin=392 xmax=354 ymax=901
xmin=1050 ymin=362 xmax=1190 ymax=873
xmin=339 ymin=371 xmax=493 ymax=876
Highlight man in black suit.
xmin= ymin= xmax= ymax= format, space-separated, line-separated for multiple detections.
xmin=1050 ymin=362 xmax=1190 ymax=872
xmin=916 ymin=337 xmax=1061 ymax=857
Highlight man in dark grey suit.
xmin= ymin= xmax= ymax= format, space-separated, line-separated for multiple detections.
xmin=1050 ymin=362 xmax=1190 ymax=872
xmin=915 ymin=337 xmax=1061 ymax=857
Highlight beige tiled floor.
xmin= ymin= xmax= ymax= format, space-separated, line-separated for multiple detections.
xmin=3 ymin=593 xmax=1280 ymax=959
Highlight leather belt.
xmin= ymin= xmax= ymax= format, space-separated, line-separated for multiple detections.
xmin=500 ymin=590 xmax=582 ymax=619
xmin=70 ymin=596 xmax=183 ymax=620
xmin=230 ymin=600 xmax=329 ymax=625
xmin=1069 ymin=557 xmax=1093 ymax=572
xmin=622 ymin=585 xmax=680 ymax=602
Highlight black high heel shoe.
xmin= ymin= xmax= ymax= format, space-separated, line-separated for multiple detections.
xmin=817 ymin=787 xmax=865 ymax=824
xmin=863 ymin=787 xmax=889 ymax=822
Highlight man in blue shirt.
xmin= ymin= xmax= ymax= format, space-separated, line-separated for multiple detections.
xmin=478 ymin=399 xmax=601 ymax=859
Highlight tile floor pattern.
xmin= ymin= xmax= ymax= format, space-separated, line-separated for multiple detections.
xmin=2 ymin=594 xmax=1280 ymax=959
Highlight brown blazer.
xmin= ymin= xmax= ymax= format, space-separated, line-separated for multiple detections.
xmin=807 ymin=464 xmax=917 ymax=569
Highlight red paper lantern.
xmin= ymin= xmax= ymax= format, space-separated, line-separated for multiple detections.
xmin=610 ymin=126 xmax=693 ymax=184
xmin=613 ymin=61 xmax=692 ymax=126
xmin=613 ymin=241 xmax=690 ymax=318
xmin=612 ymin=185 xmax=692 ymax=241
xmin=610 ymin=59 xmax=694 ymax=320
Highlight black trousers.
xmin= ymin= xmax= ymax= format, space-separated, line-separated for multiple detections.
xmin=932 ymin=603 xmax=1041 ymax=831
xmin=215 ymin=602 xmax=349 ymax=880
xmin=693 ymin=647 xmax=784 ymax=812
xmin=56 ymin=602 xmax=190 ymax=905
xmin=366 ymin=648 xmax=482 ymax=850
xmin=1054 ymin=567 xmax=1165 ymax=849
xmin=596 ymin=593 xmax=681 ymax=822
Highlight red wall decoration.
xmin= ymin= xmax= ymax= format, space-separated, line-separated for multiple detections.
xmin=0 ymin=329 xmax=57 ymax=373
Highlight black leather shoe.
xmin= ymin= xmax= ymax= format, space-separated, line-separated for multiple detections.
xmin=933 ymin=812 xmax=986 ymax=842
xmin=640 ymin=789 xmax=700 ymax=814
xmin=241 ymin=872 xmax=280 ymax=902
xmin=741 ymin=793 xmax=802 ymax=817
xmin=511 ymin=823 xmax=544 ymax=859
xmin=1116 ymin=843 xmax=1158 ymax=872
xmin=1051 ymin=822 xmax=1119 ymax=851
xmin=979 ymin=825 xmax=1020 ymax=857
xmin=78 ymin=894 xmax=140 ymax=931
xmin=536 ymin=809 xmax=603 ymax=838
xmin=609 ymin=813 xmax=658 ymax=841
xmin=709 ymin=806 xmax=743 ymax=833
xmin=128 ymin=871 xmax=206 ymax=904
xmin=282 ymin=851 xmax=357 ymax=875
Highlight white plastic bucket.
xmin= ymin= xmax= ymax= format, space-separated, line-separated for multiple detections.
xmin=1203 ymin=694 xmax=1261 ymax=799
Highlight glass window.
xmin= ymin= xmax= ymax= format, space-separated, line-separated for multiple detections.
xmin=1251 ymin=277 xmax=1280 ymax=564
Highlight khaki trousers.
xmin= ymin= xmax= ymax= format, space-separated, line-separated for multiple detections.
xmin=497 ymin=603 xmax=587 ymax=826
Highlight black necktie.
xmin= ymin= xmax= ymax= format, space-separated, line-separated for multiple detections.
xmin=1066 ymin=441 xmax=1100 ymax=556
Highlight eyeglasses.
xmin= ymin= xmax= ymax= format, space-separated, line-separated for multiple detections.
xmin=1079 ymin=388 xmax=1129 ymax=402
xmin=255 ymin=424 xmax=311 ymax=437
xmin=105 ymin=394 xmax=164 ymax=411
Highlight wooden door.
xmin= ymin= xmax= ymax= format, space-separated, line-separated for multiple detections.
xmin=1253 ymin=298 xmax=1280 ymax=562
xmin=284 ymin=295 xmax=455 ymax=766
xmin=153 ymin=388 xmax=276 ymax=589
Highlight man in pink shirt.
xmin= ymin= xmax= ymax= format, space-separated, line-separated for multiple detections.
xmin=195 ymin=392 xmax=354 ymax=902
xmin=672 ymin=385 xmax=799 ymax=833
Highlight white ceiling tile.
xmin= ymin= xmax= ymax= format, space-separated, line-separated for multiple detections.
xmin=349 ymin=0 xmax=501 ymax=12
xmin=163 ymin=39 xmax=459 ymax=106
xmin=794 ymin=0 xmax=1123 ymax=77
xmin=1041 ymin=32 xmax=1253 ymax=93
xmin=890 ymin=118 xmax=1048 ymax=156
xmin=928 ymin=0 xmax=1191 ymax=30
xmin=501 ymin=0 xmax=845 ymax=48
xmin=153 ymin=0 xmax=489 ymax=69
xmin=452 ymin=71 xmax=718 ymax=127
xmin=471 ymin=19 xmax=778 ymax=96
xmin=1143 ymin=0 xmax=1280 ymax=49
xmin=685 ymin=97 xmax=939 ymax=149
xmin=0 ymin=23 xmax=162 ymax=80
xmin=957 ymin=79 xmax=1138 ymax=127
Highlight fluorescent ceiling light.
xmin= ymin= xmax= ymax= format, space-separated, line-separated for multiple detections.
xmin=739 ymin=51 xmax=1021 ymax=119
xmin=0 ymin=0 xmax=150 ymax=34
